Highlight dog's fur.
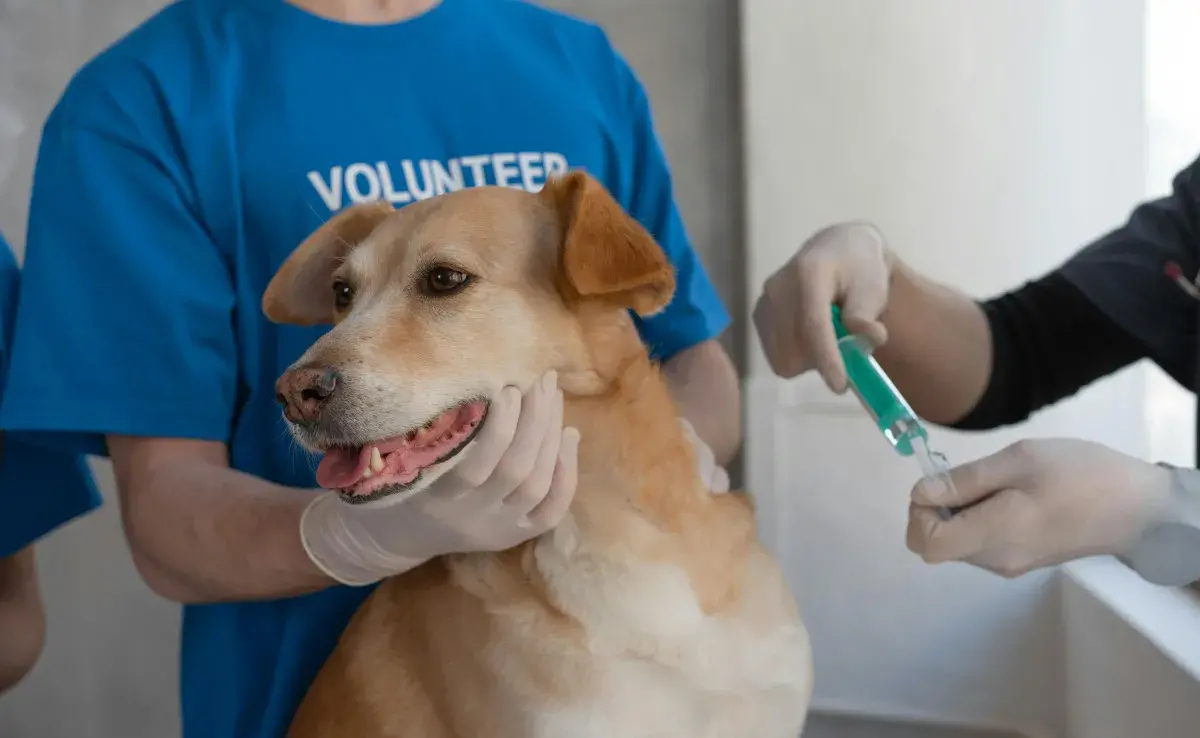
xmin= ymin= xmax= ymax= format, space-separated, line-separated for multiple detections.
xmin=263 ymin=172 xmax=812 ymax=737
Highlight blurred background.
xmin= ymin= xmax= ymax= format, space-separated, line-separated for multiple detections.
xmin=1 ymin=1 xmax=1199 ymax=737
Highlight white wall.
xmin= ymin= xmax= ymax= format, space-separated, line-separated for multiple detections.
xmin=741 ymin=1 xmax=1147 ymax=736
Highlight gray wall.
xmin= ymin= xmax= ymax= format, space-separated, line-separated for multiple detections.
xmin=0 ymin=2 xmax=743 ymax=736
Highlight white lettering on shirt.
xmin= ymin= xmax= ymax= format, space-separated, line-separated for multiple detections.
xmin=306 ymin=152 xmax=571 ymax=211
xmin=377 ymin=162 xmax=411 ymax=205
xmin=492 ymin=152 xmax=520 ymax=188
xmin=344 ymin=162 xmax=381 ymax=204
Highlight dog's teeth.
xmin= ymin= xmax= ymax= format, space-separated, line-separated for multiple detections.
xmin=369 ymin=446 xmax=385 ymax=473
xmin=361 ymin=467 xmax=374 ymax=479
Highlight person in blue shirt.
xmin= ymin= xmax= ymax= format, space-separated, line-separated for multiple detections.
xmin=0 ymin=232 xmax=101 ymax=693
xmin=0 ymin=0 xmax=739 ymax=734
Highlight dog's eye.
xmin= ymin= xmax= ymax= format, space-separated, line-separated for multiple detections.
xmin=331 ymin=280 xmax=354 ymax=310
xmin=424 ymin=267 xmax=471 ymax=295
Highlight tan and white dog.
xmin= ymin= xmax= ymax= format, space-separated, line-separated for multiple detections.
xmin=263 ymin=171 xmax=812 ymax=737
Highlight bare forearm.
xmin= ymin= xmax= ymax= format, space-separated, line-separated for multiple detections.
xmin=873 ymin=255 xmax=993 ymax=425
xmin=108 ymin=436 xmax=333 ymax=604
xmin=663 ymin=339 xmax=741 ymax=466
xmin=0 ymin=547 xmax=45 ymax=693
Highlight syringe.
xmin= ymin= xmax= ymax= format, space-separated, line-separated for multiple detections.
xmin=830 ymin=306 xmax=960 ymax=519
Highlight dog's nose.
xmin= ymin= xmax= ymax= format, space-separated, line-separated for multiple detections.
xmin=275 ymin=366 xmax=340 ymax=424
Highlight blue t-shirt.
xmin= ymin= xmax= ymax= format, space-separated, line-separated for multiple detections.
xmin=0 ymin=233 xmax=101 ymax=558
xmin=0 ymin=0 xmax=730 ymax=735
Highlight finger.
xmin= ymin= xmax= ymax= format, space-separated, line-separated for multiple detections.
xmin=710 ymin=465 xmax=730 ymax=494
xmin=839 ymin=281 xmax=889 ymax=348
xmin=678 ymin=417 xmax=697 ymax=438
xmin=525 ymin=426 xmax=580 ymax=531
xmin=912 ymin=444 xmax=1028 ymax=508
xmin=492 ymin=371 xmax=558 ymax=492
xmin=911 ymin=489 xmax=1022 ymax=564
xmin=503 ymin=386 xmax=564 ymax=510
xmin=753 ymin=288 xmax=807 ymax=379
xmin=448 ymin=385 xmax=522 ymax=489
xmin=681 ymin=417 xmax=715 ymax=469
xmin=839 ymin=313 xmax=888 ymax=349
xmin=907 ymin=505 xmax=979 ymax=563
xmin=793 ymin=262 xmax=847 ymax=393
xmin=906 ymin=501 xmax=936 ymax=556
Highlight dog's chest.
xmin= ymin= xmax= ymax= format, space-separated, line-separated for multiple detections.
xmin=519 ymin=521 xmax=812 ymax=738
xmin=525 ymin=656 xmax=809 ymax=738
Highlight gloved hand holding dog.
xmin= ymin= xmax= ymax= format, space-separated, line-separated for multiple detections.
xmin=301 ymin=371 xmax=730 ymax=586
xmin=301 ymin=371 xmax=578 ymax=586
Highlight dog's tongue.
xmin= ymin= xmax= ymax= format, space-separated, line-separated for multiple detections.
xmin=316 ymin=446 xmax=372 ymax=489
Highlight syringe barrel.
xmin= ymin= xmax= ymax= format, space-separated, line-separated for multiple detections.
xmin=832 ymin=306 xmax=923 ymax=456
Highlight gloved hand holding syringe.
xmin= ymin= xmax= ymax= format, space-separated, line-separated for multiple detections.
xmin=830 ymin=305 xmax=962 ymax=520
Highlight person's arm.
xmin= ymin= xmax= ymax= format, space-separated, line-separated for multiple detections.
xmin=106 ymin=436 xmax=330 ymax=603
xmin=0 ymin=437 xmax=100 ymax=685
xmin=878 ymin=155 xmax=1200 ymax=426
xmin=0 ymin=430 xmax=47 ymax=695
xmin=0 ymin=85 xmax=323 ymax=603
xmin=0 ymin=545 xmax=45 ymax=694
xmin=945 ymin=272 xmax=1149 ymax=429
xmin=878 ymin=265 xmax=1150 ymax=428
xmin=870 ymin=257 xmax=994 ymax=424
xmin=662 ymin=340 xmax=740 ymax=466
xmin=0 ymin=234 xmax=98 ymax=688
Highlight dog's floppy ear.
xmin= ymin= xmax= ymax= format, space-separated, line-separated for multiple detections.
xmin=539 ymin=171 xmax=675 ymax=316
xmin=262 ymin=201 xmax=394 ymax=325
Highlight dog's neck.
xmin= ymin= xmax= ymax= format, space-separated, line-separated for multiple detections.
xmin=448 ymin=316 xmax=752 ymax=618
xmin=499 ymin=315 xmax=756 ymax=617
xmin=558 ymin=317 xmax=708 ymax=530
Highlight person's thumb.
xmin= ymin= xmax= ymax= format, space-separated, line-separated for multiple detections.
xmin=911 ymin=445 xmax=1025 ymax=508
xmin=908 ymin=502 xmax=989 ymax=564
xmin=838 ymin=284 xmax=889 ymax=349
xmin=752 ymin=289 xmax=810 ymax=379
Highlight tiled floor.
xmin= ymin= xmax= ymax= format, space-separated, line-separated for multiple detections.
xmin=803 ymin=713 xmax=1025 ymax=738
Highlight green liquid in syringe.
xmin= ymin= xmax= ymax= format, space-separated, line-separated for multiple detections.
xmin=831 ymin=305 xmax=927 ymax=457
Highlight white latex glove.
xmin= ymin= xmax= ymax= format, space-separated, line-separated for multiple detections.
xmin=680 ymin=418 xmax=730 ymax=494
xmin=753 ymin=222 xmax=892 ymax=392
xmin=906 ymin=438 xmax=1172 ymax=578
xmin=301 ymin=371 xmax=581 ymax=586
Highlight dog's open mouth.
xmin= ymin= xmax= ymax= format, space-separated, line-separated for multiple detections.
xmin=315 ymin=399 xmax=488 ymax=503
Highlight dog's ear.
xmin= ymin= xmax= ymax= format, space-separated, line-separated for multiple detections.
xmin=539 ymin=171 xmax=675 ymax=316
xmin=262 ymin=201 xmax=394 ymax=325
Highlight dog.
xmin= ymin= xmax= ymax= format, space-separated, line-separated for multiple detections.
xmin=262 ymin=171 xmax=812 ymax=737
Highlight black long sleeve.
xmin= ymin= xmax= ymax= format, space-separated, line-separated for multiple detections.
xmin=950 ymin=269 xmax=1153 ymax=430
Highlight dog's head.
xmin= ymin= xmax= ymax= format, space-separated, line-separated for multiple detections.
xmin=263 ymin=172 xmax=676 ymax=504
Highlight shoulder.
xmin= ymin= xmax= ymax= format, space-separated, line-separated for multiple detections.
xmin=484 ymin=0 xmax=608 ymax=41
xmin=50 ymin=0 xmax=236 ymax=135
xmin=483 ymin=0 xmax=638 ymax=105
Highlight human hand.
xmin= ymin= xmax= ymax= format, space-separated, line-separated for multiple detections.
xmin=300 ymin=371 xmax=581 ymax=586
xmin=680 ymin=418 xmax=730 ymax=494
xmin=753 ymin=222 xmax=893 ymax=393
xmin=906 ymin=438 xmax=1172 ymax=578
